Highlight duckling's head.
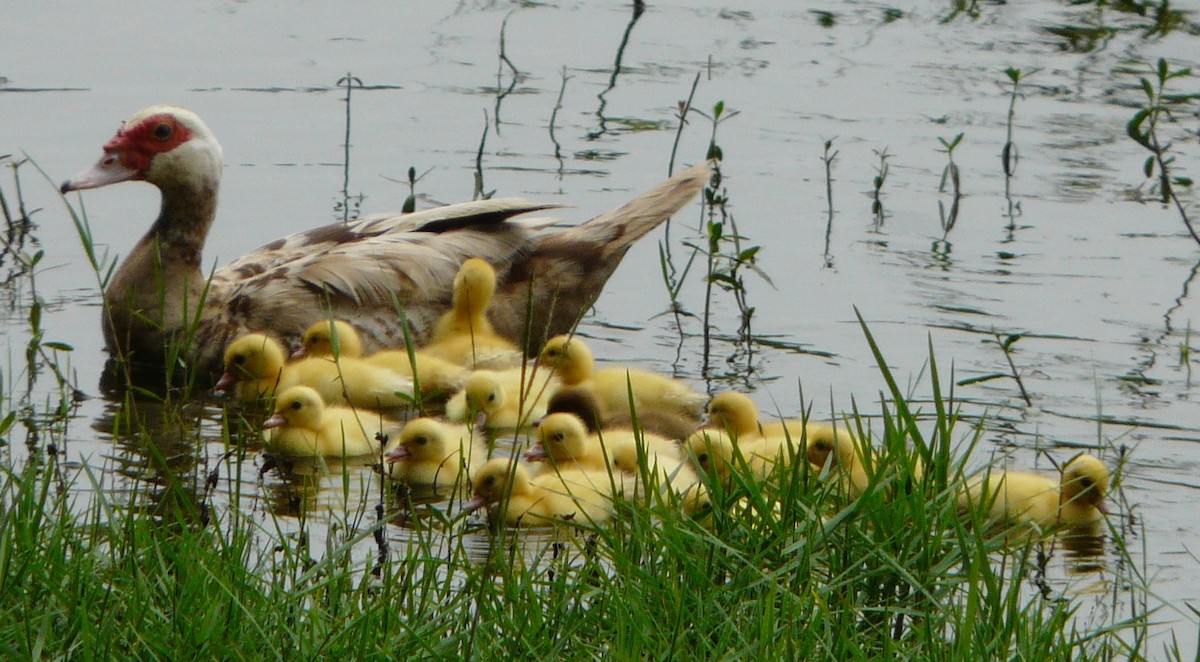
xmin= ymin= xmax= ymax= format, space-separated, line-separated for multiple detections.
xmin=686 ymin=429 xmax=734 ymax=479
xmin=806 ymin=430 xmax=856 ymax=473
xmin=468 ymin=458 xmax=529 ymax=511
xmin=463 ymin=372 xmax=505 ymax=416
xmin=680 ymin=483 xmax=715 ymax=522
xmin=453 ymin=258 xmax=498 ymax=316
xmin=706 ymin=391 xmax=759 ymax=437
xmin=539 ymin=335 xmax=594 ymax=384
xmin=530 ymin=413 xmax=591 ymax=463
xmin=606 ymin=437 xmax=640 ymax=475
xmin=544 ymin=387 xmax=604 ymax=433
xmin=221 ymin=333 xmax=286 ymax=383
xmin=1060 ymin=454 xmax=1109 ymax=510
xmin=388 ymin=417 xmax=451 ymax=462
xmin=61 ymin=106 xmax=223 ymax=195
xmin=263 ymin=386 xmax=325 ymax=430
xmin=298 ymin=319 xmax=363 ymax=359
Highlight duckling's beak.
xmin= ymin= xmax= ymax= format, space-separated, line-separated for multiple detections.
xmin=291 ymin=346 xmax=308 ymax=359
xmin=262 ymin=413 xmax=287 ymax=429
xmin=1097 ymin=500 xmax=1109 ymax=515
xmin=213 ymin=372 xmax=236 ymax=393
xmin=384 ymin=446 xmax=411 ymax=463
xmin=525 ymin=445 xmax=548 ymax=462
xmin=466 ymin=496 xmax=488 ymax=513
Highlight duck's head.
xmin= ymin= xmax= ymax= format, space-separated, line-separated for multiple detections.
xmin=453 ymin=258 xmax=498 ymax=314
xmin=544 ymin=387 xmax=604 ymax=433
xmin=463 ymin=372 xmax=505 ymax=416
xmin=215 ymin=333 xmax=286 ymax=390
xmin=539 ymin=334 xmax=594 ymax=383
xmin=468 ymin=458 xmax=529 ymax=512
xmin=61 ymin=106 xmax=223 ymax=194
xmin=527 ymin=412 xmax=589 ymax=463
xmin=706 ymin=391 xmax=758 ymax=436
xmin=806 ymin=430 xmax=855 ymax=473
xmin=606 ymin=437 xmax=644 ymax=475
xmin=686 ymin=429 xmax=734 ymax=479
xmin=386 ymin=417 xmax=448 ymax=464
xmin=263 ymin=386 xmax=324 ymax=430
xmin=296 ymin=319 xmax=363 ymax=360
xmin=680 ymin=483 xmax=715 ymax=521
xmin=1060 ymin=454 xmax=1110 ymax=512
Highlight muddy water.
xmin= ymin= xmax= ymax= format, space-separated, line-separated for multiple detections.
xmin=5 ymin=0 xmax=1200 ymax=651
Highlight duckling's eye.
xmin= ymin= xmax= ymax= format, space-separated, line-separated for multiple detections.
xmin=698 ymin=453 xmax=709 ymax=464
xmin=153 ymin=122 xmax=173 ymax=140
xmin=483 ymin=476 xmax=496 ymax=487
xmin=290 ymin=400 xmax=303 ymax=410
xmin=1078 ymin=476 xmax=1093 ymax=489
xmin=234 ymin=354 xmax=246 ymax=365
xmin=415 ymin=436 xmax=428 ymax=446
xmin=487 ymin=392 xmax=497 ymax=402
xmin=553 ymin=432 xmax=565 ymax=443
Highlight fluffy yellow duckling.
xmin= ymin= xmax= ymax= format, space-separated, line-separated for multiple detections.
xmin=216 ymin=333 xmax=415 ymax=409
xmin=706 ymin=391 xmax=807 ymax=442
xmin=526 ymin=412 xmax=609 ymax=471
xmin=262 ymin=385 xmax=392 ymax=457
xmin=546 ymin=386 xmax=698 ymax=442
xmin=803 ymin=426 xmax=872 ymax=496
xmin=607 ymin=435 xmax=699 ymax=499
xmin=538 ymin=334 xmax=706 ymax=420
xmin=298 ymin=319 xmax=466 ymax=396
xmin=467 ymin=458 xmax=615 ymax=526
xmin=959 ymin=454 xmax=1110 ymax=529
xmin=685 ymin=428 xmax=800 ymax=486
xmin=444 ymin=367 xmax=560 ymax=428
xmin=422 ymin=258 xmax=524 ymax=368
xmin=382 ymin=417 xmax=486 ymax=489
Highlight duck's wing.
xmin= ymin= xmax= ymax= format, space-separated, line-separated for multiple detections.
xmin=197 ymin=200 xmax=559 ymax=368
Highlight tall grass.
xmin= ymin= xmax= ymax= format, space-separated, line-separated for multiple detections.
xmin=0 ymin=324 xmax=1152 ymax=659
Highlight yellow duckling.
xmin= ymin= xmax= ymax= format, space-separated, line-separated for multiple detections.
xmin=685 ymin=428 xmax=800 ymax=486
xmin=607 ymin=435 xmax=699 ymax=499
xmin=216 ymin=333 xmax=415 ymax=409
xmin=538 ymin=334 xmax=706 ymax=420
xmin=804 ymin=425 xmax=872 ymax=496
xmin=422 ymin=258 xmax=524 ymax=368
xmin=382 ymin=417 xmax=486 ymax=489
xmin=546 ymin=386 xmax=698 ymax=442
xmin=959 ymin=454 xmax=1110 ymax=529
xmin=444 ymin=367 xmax=560 ymax=428
xmin=526 ymin=412 xmax=609 ymax=471
xmin=467 ymin=458 xmax=615 ymax=526
xmin=298 ymin=319 xmax=467 ymax=397
xmin=706 ymin=391 xmax=807 ymax=442
xmin=262 ymin=385 xmax=393 ymax=457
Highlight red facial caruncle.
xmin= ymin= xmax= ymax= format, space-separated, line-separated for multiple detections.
xmin=103 ymin=113 xmax=193 ymax=173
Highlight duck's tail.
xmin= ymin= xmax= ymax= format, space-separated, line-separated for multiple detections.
xmin=541 ymin=160 xmax=713 ymax=261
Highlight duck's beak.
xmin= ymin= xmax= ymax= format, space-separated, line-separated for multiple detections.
xmin=525 ymin=444 xmax=548 ymax=462
xmin=291 ymin=346 xmax=308 ymax=360
xmin=466 ymin=496 xmax=488 ymax=513
xmin=213 ymin=372 xmax=236 ymax=394
xmin=384 ymin=446 xmax=410 ymax=463
xmin=1097 ymin=500 xmax=1109 ymax=515
xmin=60 ymin=151 xmax=141 ymax=193
xmin=262 ymin=413 xmax=287 ymax=429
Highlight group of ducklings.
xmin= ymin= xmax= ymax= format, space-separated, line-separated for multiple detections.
xmin=214 ymin=258 xmax=1113 ymax=535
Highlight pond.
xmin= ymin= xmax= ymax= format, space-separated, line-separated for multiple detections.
xmin=4 ymin=0 xmax=1200 ymax=653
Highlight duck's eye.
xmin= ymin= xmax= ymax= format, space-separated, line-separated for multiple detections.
xmin=553 ymin=433 xmax=565 ymax=443
xmin=1078 ymin=476 xmax=1093 ymax=489
xmin=483 ymin=476 xmax=495 ymax=487
xmin=487 ymin=392 xmax=496 ymax=402
xmin=415 ymin=436 xmax=428 ymax=446
xmin=698 ymin=453 xmax=709 ymax=464
xmin=290 ymin=400 xmax=303 ymax=410
xmin=153 ymin=121 xmax=173 ymax=140
xmin=234 ymin=354 xmax=246 ymax=365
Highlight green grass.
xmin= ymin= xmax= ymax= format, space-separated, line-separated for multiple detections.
xmin=0 ymin=331 xmax=1154 ymax=660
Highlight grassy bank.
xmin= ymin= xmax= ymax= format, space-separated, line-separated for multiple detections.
xmin=0 ymin=335 xmax=1152 ymax=660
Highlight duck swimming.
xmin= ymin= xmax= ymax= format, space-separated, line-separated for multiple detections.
xmin=297 ymin=319 xmax=466 ymax=397
xmin=958 ymin=454 xmax=1110 ymax=529
xmin=262 ymin=385 xmax=394 ymax=457
xmin=382 ymin=417 xmax=486 ymax=489
xmin=61 ymin=105 xmax=711 ymax=381
xmin=468 ymin=458 xmax=615 ymax=527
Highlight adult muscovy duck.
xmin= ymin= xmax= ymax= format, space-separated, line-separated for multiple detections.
xmin=60 ymin=105 xmax=710 ymax=381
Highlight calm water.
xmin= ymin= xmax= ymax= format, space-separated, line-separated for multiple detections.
xmin=5 ymin=0 xmax=1200 ymax=652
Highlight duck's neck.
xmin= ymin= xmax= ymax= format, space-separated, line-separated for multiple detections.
xmin=103 ymin=178 xmax=219 ymax=363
